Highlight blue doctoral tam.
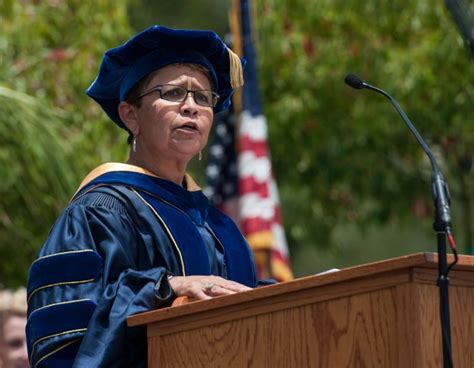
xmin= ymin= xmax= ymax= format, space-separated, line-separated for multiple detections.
xmin=86 ymin=25 xmax=244 ymax=129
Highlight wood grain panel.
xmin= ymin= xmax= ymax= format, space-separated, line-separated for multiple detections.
xmin=450 ymin=284 xmax=474 ymax=366
xmin=152 ymin=286 xmax=418 ymax=367
xmin=413 ymin=283 xmax=474 ymax=367
xmin=412 ymin=267 xmax=474 ymax=287
xmin=154 ymin=316 xmax=260 ymax=367
xmin=305 ymin=286 xmax=413 ymax=367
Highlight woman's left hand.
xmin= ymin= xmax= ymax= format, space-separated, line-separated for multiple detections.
xmin=168 ymin=275 xmax=252 ymax=301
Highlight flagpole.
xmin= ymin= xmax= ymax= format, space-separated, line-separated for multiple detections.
xmin=229 ymin=0 xmax=243 ymax=116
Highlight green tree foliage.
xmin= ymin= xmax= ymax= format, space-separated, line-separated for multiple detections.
xmin=0 ymin=87 xmax=75 ymax=286
xmin=128 ymin=0 xmax=230 ymax=35
xmin=0 ymin=0 xmax=132 ymax=287
xmin=254 ymin=0 xmax=474 ymax=259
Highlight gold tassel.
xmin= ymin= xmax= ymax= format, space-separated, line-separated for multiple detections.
xmin=228 ymin=47 xmax=244 ymax=89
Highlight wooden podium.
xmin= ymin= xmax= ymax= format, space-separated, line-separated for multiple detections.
xmin=127 ymin=253 xmax=474 ymax=367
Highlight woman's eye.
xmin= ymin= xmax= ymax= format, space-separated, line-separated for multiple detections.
xmin=195 ymin=92 xmax=210 ymax=104
xmin=162 ymin=88 xmax=185 ymax=99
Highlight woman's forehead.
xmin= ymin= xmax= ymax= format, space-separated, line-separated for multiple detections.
xmin=147 ymin=64 xmax=212 ymax=89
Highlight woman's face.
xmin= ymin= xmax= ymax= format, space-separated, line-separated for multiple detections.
xmin=132 ymin=64 xmax=214 ymax=164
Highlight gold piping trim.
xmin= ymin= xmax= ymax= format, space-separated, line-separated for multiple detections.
xmin=29 ymin=298 xmax=92 ymax=317
xmin=30 ymin=249 xmax=95 ymax=266
xmin=131 ymin=188 xmax=186 ymax=276
xmin=33 ymin=338 xmax=80 ymax=368
xmin=73 ymin=162 xmax=202 ymax=197
xmin=30 ymin=299 xmax=94 ymax=365
xmin=31 ymin=328 xmax=87 ymax=362
xmin=28 ymin=279 xmax=95 ymax=304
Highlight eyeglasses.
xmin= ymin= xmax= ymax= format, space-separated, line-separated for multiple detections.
xmin=134 ymin=84 xmax=220 ymax=108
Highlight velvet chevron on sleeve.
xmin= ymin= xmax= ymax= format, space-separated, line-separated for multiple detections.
xmin=27 ymin=188 xmax=170 ymax=368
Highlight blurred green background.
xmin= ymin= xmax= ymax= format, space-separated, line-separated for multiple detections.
xmin=0 ymin=0 xmax=472 ymax=286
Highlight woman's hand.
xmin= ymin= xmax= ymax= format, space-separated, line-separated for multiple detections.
xmin=168 ymin=275 xmax=252 ymax=301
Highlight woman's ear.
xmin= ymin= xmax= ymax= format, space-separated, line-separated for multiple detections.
xmin=118 ymin=101 xmax=140 ymax=135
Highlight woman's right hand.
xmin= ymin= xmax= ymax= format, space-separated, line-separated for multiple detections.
xmin=168 ymin=275 xmax=252 ymax=301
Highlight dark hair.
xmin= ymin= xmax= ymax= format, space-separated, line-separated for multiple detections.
xmin=124 ymin=63 xmax=214 ymax=146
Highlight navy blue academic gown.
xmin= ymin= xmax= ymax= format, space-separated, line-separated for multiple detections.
xmin=26 ymin=167 xmax=257 ymax=368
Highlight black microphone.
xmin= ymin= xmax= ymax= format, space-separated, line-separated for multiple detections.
xmin=344 ymin=74 xmax=452 ymax=234
xmin=345 ymin=74 xmax=457 ymax=368
xmin=344 ymin=74 xmax=365 ymax=89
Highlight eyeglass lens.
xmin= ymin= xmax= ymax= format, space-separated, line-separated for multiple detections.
xmin=160 ymin=85 xmax=218 ymax=107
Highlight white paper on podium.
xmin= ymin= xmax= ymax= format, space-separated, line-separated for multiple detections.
xmin=315 ymin=268 xmax=340 ymax=276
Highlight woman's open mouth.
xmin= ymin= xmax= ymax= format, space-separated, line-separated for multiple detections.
xmin=175 ymin=122 xmax=199 ymax=133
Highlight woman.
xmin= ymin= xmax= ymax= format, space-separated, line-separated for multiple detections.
xmin=26 ymin=25 xmax=258 ymax=368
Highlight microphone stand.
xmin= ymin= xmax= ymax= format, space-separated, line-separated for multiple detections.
xmin=346 ymin=76 xmax=458 ymax=367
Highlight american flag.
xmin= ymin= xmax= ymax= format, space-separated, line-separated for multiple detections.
xmin=205 ymin=107 xmax=240 ymax=221
xmin=205 ymin=0 xmax=293 ymax=281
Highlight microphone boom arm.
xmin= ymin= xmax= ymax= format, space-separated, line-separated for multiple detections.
xmin=362 ymin=81 xmax=452 ymax=234
xmin=363 ymin=83 xmax=438 ymax=172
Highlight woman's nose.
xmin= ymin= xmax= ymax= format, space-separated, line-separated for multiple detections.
xmin=180 ymin=92 xmax=199 ymax=115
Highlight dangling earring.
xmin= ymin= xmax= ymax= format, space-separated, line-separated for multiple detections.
xmin=132 ymin=136 xmax=137 ymax=153
xmin=198 ymin=151 xmax=202 ymax=161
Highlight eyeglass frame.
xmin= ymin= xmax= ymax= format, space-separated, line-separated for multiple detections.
xmin=132 ymin=84 xmax=220 ymax=108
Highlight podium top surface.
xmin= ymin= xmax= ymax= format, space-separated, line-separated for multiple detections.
xmin=127 ymin=252 xmax=474 ymax=328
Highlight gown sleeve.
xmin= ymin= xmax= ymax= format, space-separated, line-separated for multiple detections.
xmin=26 ymin=189 xmax=174 ymax=368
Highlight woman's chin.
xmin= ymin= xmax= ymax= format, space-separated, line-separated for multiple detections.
xmin=167 ymin=149 xmax=202 ymax=163
xmin=170 ymin=144 xmax=203 ymax=160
